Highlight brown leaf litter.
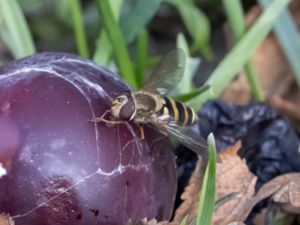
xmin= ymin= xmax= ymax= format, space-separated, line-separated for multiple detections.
xmin=138 ymin=142 xmax=300 ymax=225
xmin=0 ymin=214 xmax=14 ymax=225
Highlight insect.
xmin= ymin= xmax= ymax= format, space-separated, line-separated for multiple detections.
xmin=94 ymin=49 xmax=207 ymax=157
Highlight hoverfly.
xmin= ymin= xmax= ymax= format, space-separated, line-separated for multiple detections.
xmin=94 ymin=49 xmax=207 ymax=157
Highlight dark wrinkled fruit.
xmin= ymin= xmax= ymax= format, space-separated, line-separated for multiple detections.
xmin=197 ymin=100 xmax=300 ymax=224
xmin=175 ymin=100 xmax=300 ymax=216
xmin=198 ymin=100 xmax=300 ymax=187
xmin=0 ymin=53 xmax=177 ymax=225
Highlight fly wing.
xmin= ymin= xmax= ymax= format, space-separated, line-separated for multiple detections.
xmin=151 ymin=119 xmax=208 ymax=158
xmin=141 ymin=49 xmax=186 ymax=96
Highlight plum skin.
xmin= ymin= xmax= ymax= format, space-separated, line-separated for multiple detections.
xmin=0 ymin=53 xmax=177 ymax=225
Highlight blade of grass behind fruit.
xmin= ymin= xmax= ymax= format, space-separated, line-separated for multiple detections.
xmin=135 ymin=29 xmax=148 ymax=88
xmin=163 ymin=0 xmax=213 ymax=60
xmin=120 ymin=0 xmax=160 ymax=44
xmin=176 ymin=85 xmax=210 ymax=103
xmin=259 ymin=0 xmax=300 ymax=87
xmin=196 ymin=133 xmax=217 ymax=225
xmin=70 ymin=0 xmax=89 ymax=58
xmin=93 ymin=0 xmax=123 ymax=66
xmin=188 ymin=0 xmax=291 ymax=111
xmin=176 ymin=33 xmax=197 ymax=94
xmin=0 ymin=0 xmax=35 ymax=59
xmin=223 ymin=0 xmax=264 ymax=101
xmin=95 ymin=0 xmax=138 ymax=89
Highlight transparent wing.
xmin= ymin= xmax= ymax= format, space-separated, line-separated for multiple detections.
xmin=151 ymin=120 xmax=208 ymax=158
xmin=142 ymin=49 xmax=186 ymax=96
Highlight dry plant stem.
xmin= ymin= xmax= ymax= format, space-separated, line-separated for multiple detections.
xmin=270 ymin=95 xmax=300 ymax=123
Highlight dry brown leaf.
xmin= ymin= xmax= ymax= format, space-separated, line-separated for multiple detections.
xmin=171 ymin=144 xmax=300 ymax=225
xmin=219 ymin=141 xmax=242 ymax=161
xmin=213 ymin=143 xmax=257 ymax=225
xmin=238 ymin=173 xmax=300 ymax=221
xmin=0 ymin=214 xmax=14 ymax=225
xmin=173 ymin=142 xmax=258 ymax=225
xmin=127 ymin=218 xmax=179 ymax=225
xmin=272 ymin=174 xmax=300 ymax=214
xmin=214 ymin=171 xmax=300 ymax=224
xmin=173 ymin=161 xmax=204 ymax=223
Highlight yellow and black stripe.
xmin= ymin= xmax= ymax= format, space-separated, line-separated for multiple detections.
xmin=158 ymin=97 xmax=198 ymax=126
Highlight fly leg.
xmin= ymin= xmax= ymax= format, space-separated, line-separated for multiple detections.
xmin=121 ymin=124 xmax=145 ymax=151
xmin=139 ymin=124 xmax=145 ymax=140
xmin=89 ymin=110 xmax=125 ymax=125
xmin=149 ymin=136 xmax=168 ymax=150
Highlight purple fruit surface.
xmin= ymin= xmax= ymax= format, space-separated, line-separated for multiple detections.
xmin=0 ymin=53 xmax=177 ymax=225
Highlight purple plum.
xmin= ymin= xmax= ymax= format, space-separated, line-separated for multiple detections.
xmin=0 ymin=53 xmax=177 ymax=225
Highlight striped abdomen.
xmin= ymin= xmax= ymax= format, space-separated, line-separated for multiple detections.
xmin=157 ymin=97 xmax=198 ymax=126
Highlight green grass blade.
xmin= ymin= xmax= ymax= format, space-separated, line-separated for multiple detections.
xmin=0 ymin=0 xmax=35 ymax=59
xmin=121 ymin=0 xmax=160 ymax=44
xmin=179 ymin=215 xmax=189 ymax=225
xmin=259 ymin=0 xmax=300 ymax=87
xmin=93 ymin=32 xmax=112 ymax=66
xmin=196 ymin=133 xmax=217 ymax=225
xmin=70 ymin=0 xmax=89 ymax=58
xmin=95 ymin=0 xmax=137 ymax=88
xmin=223 ymin=0 xmax=245 ymax=41
xmin=135 ymin=29 xmax=148 ymax=88
xmin=93 ymin=0 xmax=123 ymax=66
xmin=223 ymin=0 xmax=264 ymax=101
xmin=176 ymin=33 xmax=198 ymax=95
xmin=176 ymin=85 xmax=210 ymax=103
xmin=189 ymin=0 xmax=291 ymax=111
xmin=164 ymin=0 xmax=213 ymax=60
xmin=244 ymin=62 xmax=264 ymax=101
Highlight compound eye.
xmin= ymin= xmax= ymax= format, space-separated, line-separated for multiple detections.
xmin=119 ymin=99 xmax=135 ymax=120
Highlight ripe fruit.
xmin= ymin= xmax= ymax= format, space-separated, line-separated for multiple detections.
xmin=0 ymin=53 xmax=177 ymax=225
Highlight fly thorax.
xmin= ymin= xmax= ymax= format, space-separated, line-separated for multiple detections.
xmin=134 ymin=92 xmax=157 ymax=112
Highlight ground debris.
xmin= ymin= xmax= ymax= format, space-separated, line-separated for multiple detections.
xmin=213 ymin=142 xmax=257 ymax=225
xmin=126 ymin=218 xmax=179 ymax=225
xmin=174 ymin=145 xmax=300 ymax=225
xmin=173 ymin=142 xmax=257 ymax=225
xmin=173 ymin=160 xmax=205 ymax=223
xmin=0 ymin=213 xmax=14 ymax=225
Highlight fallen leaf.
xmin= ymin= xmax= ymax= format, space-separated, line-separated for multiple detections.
xmin=227 ymin=223 xmax=247 ymax=225
xmin=126 ymin=218 xmax=179 ymax=225
xmin=0 ymin=214 xmax=14 ymax=225
xmin=173 ymin=161 xmax=205 ymax=223
xmin=173 ymin=142 xmax=258 ymax=225
xmin=272 ymin=174 xmax=300 ymax=214
xmin=213 ymin=143 xmax=257 ymax=225
xmin=219 ymin=141 xmax=241 ymax=161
